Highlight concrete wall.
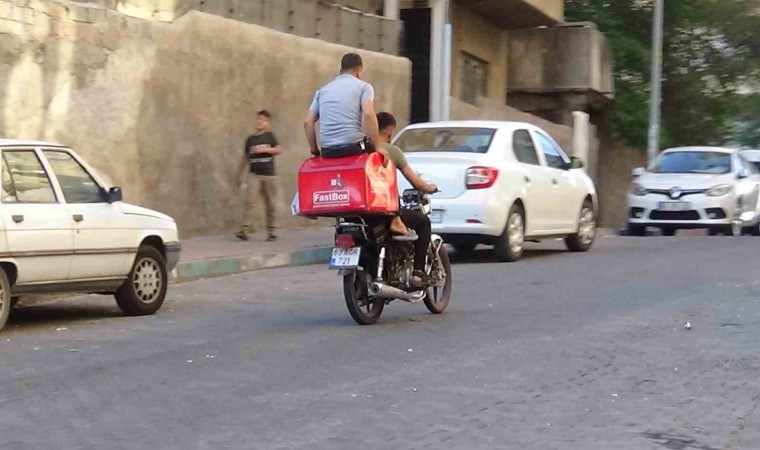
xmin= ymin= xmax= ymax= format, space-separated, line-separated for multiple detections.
xmin=508 ymin=22 xmax=613 ymax=97
xmin=597 ymin=142 xmax=647 ymax=229
xmin=450 ymin=2 xmax=509 ymax=104
xmin=0 ymin=0 xmax=411 ymax=237
xmin=111 ymin=0 xmax=402 ymax=55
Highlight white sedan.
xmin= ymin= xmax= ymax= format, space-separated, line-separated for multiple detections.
xmin=0 ymin=139 xmax=180 ymax=331
xmin=627 ymin=146 xmax=760 ymax=236
xmin=393 ymin=121 xmax=598 ymax=262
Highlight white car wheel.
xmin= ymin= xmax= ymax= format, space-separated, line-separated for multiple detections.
xmin=0 ymin=268 xmax=11 ymax=332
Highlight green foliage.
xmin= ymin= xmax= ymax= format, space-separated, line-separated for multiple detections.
xmin=566 ymin=0 xmax=760 ymax=149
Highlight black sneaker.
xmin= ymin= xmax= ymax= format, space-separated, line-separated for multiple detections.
xmin=235 ymin=230 xmax=249 ymax=241
xmin=266 ymin=234 xmax=277 ymax=242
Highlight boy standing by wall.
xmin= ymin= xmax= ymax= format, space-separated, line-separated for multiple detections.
xmin=237 ymin=110 xmax=282 ymax=242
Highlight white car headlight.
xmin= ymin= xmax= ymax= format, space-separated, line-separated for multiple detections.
xmin=706 ymin=184 xmax=733 ymax=197
xmin=630 ymin=183 xmax=648 ymax=196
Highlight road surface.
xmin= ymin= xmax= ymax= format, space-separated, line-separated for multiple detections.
xmin=1 ymin=236 xmax=759 ymax=449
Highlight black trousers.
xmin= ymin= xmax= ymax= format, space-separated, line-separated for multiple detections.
xmin=400 ymin=209 xmax=431 ymax=272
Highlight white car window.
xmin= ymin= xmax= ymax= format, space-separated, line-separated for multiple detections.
xmin=535 ymin=132 xmax=569 ymax=170
xmin=2 ymin=150 xmax=58 ymax=204
xmin=43 ymin=150 xmax=104 ymax=204
xmin=739 ymin=155 xmax=759 ymax=175
xmin=513 ymin=130 xmax=540 ymax=165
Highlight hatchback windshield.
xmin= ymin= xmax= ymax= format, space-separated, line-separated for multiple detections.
xmin=650 ymin=151 xmax=732 ymax=174
xmin=395 ymin=128 xmax=496 ymax=154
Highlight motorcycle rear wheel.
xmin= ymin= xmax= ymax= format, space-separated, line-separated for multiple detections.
xmin=343 ymin=267 xmax=384 ymax=325
xmin=423 ymin=245 xmax=452 ymax=314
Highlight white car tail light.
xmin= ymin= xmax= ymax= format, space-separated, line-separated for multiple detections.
xmin=466 ymin=166 xmax=499 ymax=189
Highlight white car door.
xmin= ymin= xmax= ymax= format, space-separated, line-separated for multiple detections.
xmin=0 ymin=148 xmax=74 ymax=283
xmin=736 ymin=154 xmax=760 ymax=220
xmin=533 ymin=131 xmax=585 ymax=232
xmin=511 ymin=129 xmax=549 ymax=234
xmin=42 ymin=149 xmax=132 ymax=280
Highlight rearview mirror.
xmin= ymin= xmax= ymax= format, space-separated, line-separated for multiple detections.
xmin=570 ymin=157 xmax=584 ymax=169
xmin=632 ymin=167 xmax=646 ymax=177
xmin=738 ymin=168 xmax=751 ymax=179
xmin=107 ymin=186 xmax=123 ymax=203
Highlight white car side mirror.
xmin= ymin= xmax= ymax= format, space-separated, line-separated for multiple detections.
xmin=632 ymin=167 xmax=646 ymax=177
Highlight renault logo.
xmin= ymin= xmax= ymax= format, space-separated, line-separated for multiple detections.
xmin=669 ymin=187 xmax=683 ymax=199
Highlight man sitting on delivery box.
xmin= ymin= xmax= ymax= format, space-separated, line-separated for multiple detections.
xmin=303 ymin=53 xmax=410 ymax=239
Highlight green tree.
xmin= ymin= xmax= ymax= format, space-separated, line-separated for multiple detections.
xmin=566 ymin=0 xmax=760 ymax=149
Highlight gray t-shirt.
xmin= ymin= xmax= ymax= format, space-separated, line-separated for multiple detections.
xmin=309 ymin=75 xmax=375 ymax=148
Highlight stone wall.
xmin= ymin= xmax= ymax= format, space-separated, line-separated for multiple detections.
xmin=597 ymin=142 xmax=647 ymax=229
xmin=0 ymin=0 xmax=411 ymax=237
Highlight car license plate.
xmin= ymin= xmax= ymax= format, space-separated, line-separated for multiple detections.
xmin=658 ymin=202 xmax=691 ymax=211
xmin=430 ymin=210 xmax=444 ymax=224
xmin=329 ymin=247 xmax=361 ymax=269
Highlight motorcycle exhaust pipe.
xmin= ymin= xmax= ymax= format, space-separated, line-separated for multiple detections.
xmin=369 ymin=282 xmax=426 ymax=303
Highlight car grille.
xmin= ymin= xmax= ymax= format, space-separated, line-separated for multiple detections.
xmin=647 ymin=189 xmax=705 ymax=198
xmin=649 ymin=210 xmax=701 ymax=221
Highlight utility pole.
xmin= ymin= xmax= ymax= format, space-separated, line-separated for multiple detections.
xmin=647 ymin=0 xmax=665 ymax=164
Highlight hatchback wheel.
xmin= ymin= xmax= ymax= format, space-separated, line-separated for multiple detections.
xmin=0 ymin=267 xmax=10 ymax=332
xmin=495 ymin=203 xmax=525 ymax=262
xmin=115 ymin=246 xmax=168 ymax=316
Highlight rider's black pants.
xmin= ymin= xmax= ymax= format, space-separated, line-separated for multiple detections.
xmin=400 ymin=209 xmax=431 ymax=272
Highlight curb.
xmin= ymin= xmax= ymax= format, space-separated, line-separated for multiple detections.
xmin=170 ymin=246 xmax=333 ymax=283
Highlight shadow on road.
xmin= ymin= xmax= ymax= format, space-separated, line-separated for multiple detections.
xmin=8 ymin=301 xmax=123 ymax=331
xmin=448 ymin=247 xmax=567 ymax=265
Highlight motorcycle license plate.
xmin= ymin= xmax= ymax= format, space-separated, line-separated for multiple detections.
xmin=658 ymin=202 xmax=691 ymax=211
xmin=329 ymin=247 xmax=361 ymax=270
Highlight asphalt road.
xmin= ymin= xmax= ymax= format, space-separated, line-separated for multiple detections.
xmin=2 ymin=236 xmax=760 ymax=450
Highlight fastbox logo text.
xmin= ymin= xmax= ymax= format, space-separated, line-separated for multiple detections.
xmin=313 ymin=190 xmax=350 ymax=208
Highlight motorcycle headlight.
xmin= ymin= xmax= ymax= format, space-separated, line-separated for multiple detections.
xmin=630 ymin=183 xmax=648 ymax=196
xmin=706 ymin=184 xmax=733 ymax=197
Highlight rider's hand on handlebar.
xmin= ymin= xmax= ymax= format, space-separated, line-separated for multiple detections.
xmin=424 ymin=183 xmax=439 ymax=194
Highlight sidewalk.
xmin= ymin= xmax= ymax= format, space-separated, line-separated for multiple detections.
xmin=171 ymin=227 xmax=334 ymax=283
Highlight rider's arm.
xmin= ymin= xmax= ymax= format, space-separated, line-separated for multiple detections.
xmin=401 ymin=165 xmax=436 ymax=193
xmin=304 ymin=111 xmax=319 ymax=156
xmin=361 ymin=99 xmax=382 ymax=151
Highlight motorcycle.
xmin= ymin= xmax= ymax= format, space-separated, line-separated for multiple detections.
xmin=329 ymin=189 xmax=453 ymax=325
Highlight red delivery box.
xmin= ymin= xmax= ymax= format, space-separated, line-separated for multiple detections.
xmin=298 ymin=152 xmax=400 ymax=217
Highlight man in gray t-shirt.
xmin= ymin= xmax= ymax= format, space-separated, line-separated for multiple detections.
xmin=304 ymin=53 xmax=386 ymax=160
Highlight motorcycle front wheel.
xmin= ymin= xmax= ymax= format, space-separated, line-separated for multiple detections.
xmin=343 ymin=265 xmax=384 ymax=325
xmin=423 ymin=244 xmax=452 ymax=314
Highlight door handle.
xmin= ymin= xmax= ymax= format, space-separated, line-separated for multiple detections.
xmin=552 ymin=179 xmax=558 ymax=185
xmin=73 ymin=214 xmax=84 ymax=222
xmin=524 ymin=176 xmax=531 ymax=183
xmin=12 ymin=215 xmax=23 ymax=223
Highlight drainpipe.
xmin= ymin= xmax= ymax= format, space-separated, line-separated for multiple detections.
xmin=383 ymin=0 xmax=398 ymax=20
xmin=430 ymin=0 xmax=451 ymax=122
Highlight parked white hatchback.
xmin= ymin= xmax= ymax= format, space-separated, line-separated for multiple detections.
xmin=393 ymin=121 xmax=598 ymax=262
xmin=0 ymin=139 xmax=181 ymax=331
xmin=627 ymin=147 xmax=760 ymax=236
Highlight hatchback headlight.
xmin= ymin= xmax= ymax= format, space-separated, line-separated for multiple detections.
xmin=706 ymin=184 xmax=733 ymax=197
xmin=631 ymin=183 xmax=648 ymax=196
